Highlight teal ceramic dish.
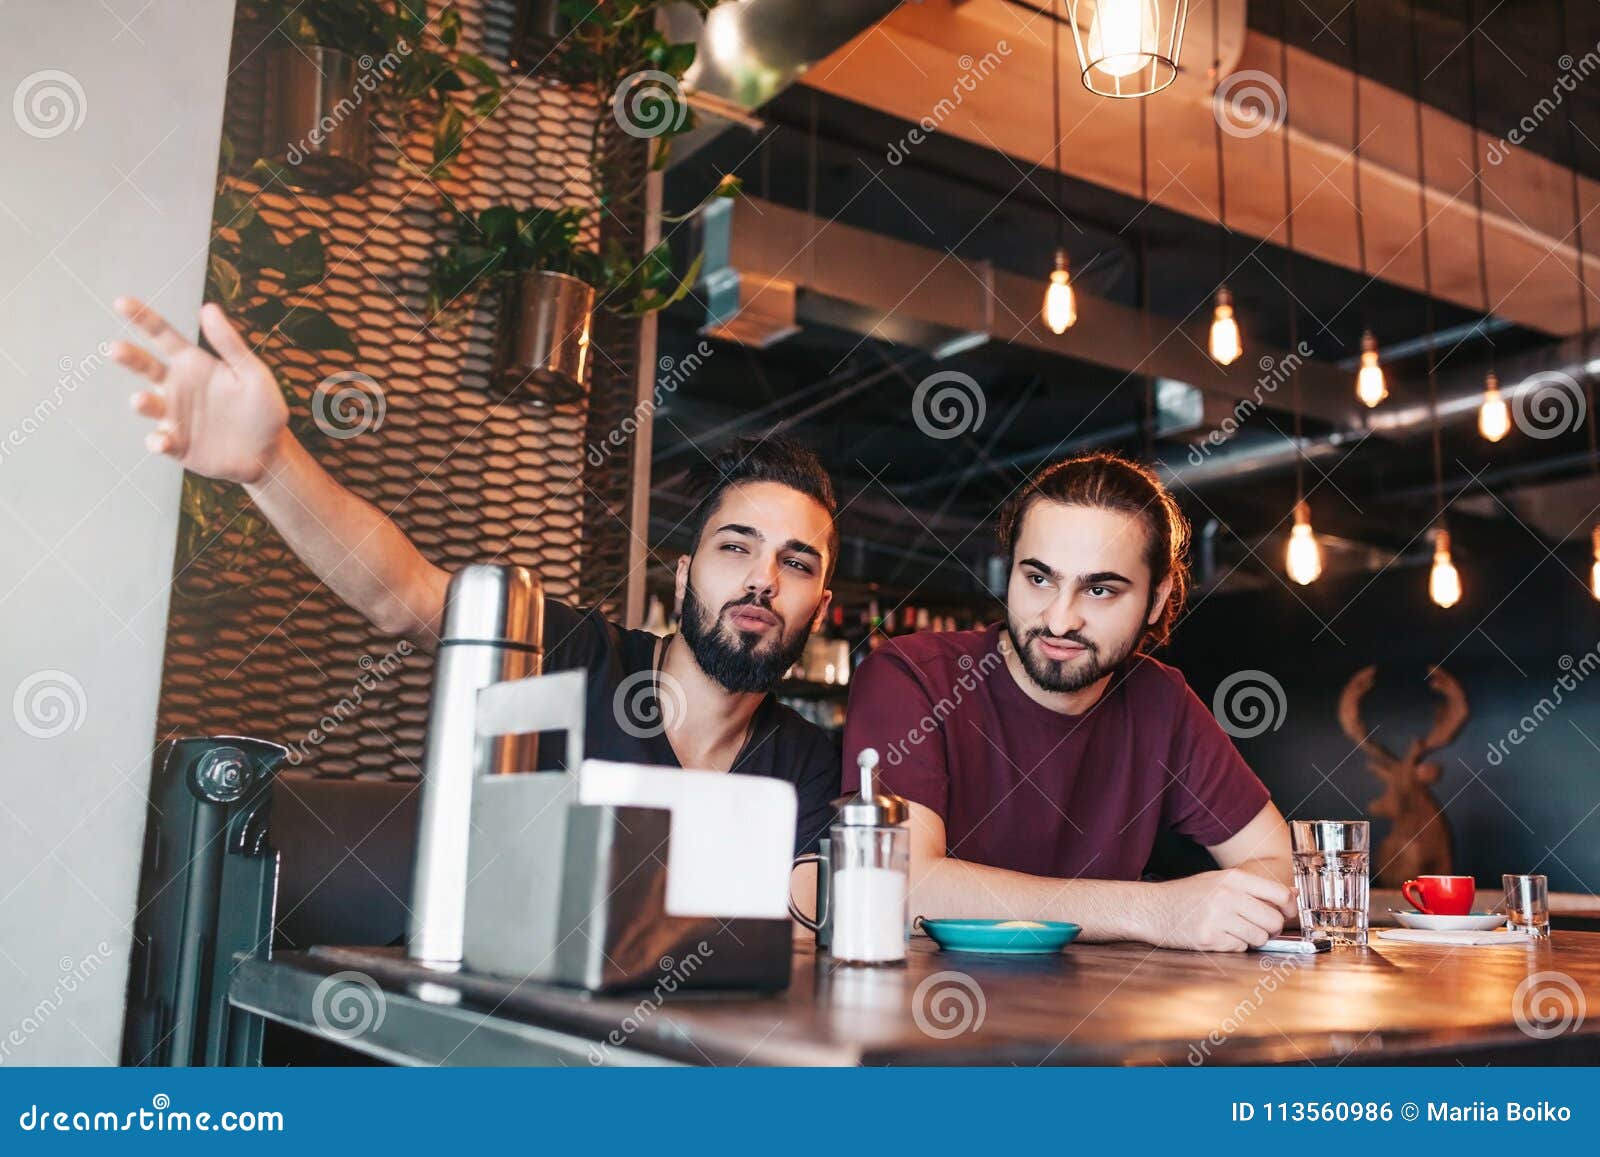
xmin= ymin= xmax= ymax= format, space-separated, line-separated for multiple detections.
xmin=914 ymin=916 xmax=1082 ymax=955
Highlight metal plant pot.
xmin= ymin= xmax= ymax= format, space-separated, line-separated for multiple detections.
xmin=510 ymin=0 xmax=570 ymax=69
xmin=491 ymin=270 xmax=596 ymax=404
xmin=263 ymin=45 xmax=372 ymax=194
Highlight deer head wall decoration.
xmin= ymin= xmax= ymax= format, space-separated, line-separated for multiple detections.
xmin=1336 ymin=665 xmax=1470 ymax=887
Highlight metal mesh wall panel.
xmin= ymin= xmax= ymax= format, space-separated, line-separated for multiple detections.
xmin=154 ymin=1 xmax=645 ymax=781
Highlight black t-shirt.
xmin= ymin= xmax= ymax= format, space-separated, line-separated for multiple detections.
xmin=540 ymin=599 xmax=839 ymax=855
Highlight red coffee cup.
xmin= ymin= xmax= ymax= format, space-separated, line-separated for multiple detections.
xmin=1401 ymin=875 xmax=1476 ymax=916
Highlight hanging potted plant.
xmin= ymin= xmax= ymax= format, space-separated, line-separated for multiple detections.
xmin=252 ymin=0 xmax=501 ymax=193
xmin=428 ymin=199 xmax=717 ymax=402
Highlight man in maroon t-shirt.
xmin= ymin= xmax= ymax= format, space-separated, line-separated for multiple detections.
xmin=844 ymin=453 xmax=1296 ymax=952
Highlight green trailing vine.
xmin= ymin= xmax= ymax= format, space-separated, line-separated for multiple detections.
xmin=177 ymin=138 xmax=360 ymax=601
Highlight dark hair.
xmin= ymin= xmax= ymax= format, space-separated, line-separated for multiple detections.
xmin=684 ymin=435 xmax=840 ymax=582
xmin=996 ymin=452 xmax=1191 ymax=650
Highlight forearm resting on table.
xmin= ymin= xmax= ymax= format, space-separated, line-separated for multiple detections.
xmin=904 ymin=799 xmax=1296 ymax=946
xmin=245 ymin=431 xmax=449 ymax=641
xmin=909 ymin=856 xmax=1168 ymax=943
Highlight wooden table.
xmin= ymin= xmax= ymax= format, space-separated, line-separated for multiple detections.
xmin=229 ymin=931 xmax=1600 ymax=1066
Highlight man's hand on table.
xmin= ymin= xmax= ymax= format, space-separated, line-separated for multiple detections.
xmin=1139 ymin=866 xmax=1299 ymax=952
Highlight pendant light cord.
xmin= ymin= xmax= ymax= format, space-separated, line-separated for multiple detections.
xmin=1213 ymin=0 xmax=1227 ymax=288
xmin=1410 ymin=0 xmax=1445 ymax=519
xmin=1463 ymin=0 xmax=1496 ymax=374
xmin=1279 ymin=0 xmax=1304 ymax=504
xmin=1140 ymin=95 xmax=1155 ymax=460
xmin=1052 ymin=0 xmax=1064 ymax=254
xmin=1351 ymin=2 xmax=1369 ymax=330
xmin=1558 ymin=0 xmax=1598 ymax=474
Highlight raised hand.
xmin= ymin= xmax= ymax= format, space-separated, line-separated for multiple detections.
xmin=110 ymin=297 xmax=290 ymax=485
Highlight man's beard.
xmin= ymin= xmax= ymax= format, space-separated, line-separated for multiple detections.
xmin=678 ymin=582 xmax=816 ymax=694
xmin=1004 ymin=612 xmax=1141 ymax=695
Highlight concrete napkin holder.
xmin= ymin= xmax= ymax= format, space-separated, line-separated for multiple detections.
xmin=460 ymin=669 xmax=792 ymax=994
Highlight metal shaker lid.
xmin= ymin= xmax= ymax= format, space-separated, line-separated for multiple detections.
xmin=440 ymin=564 xmax=544 ymax=647
xmin=833 ymin=747 xmax=909 ymax=827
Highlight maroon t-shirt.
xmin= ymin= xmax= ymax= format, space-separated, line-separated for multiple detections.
xmin=842 ymin=624 xmax=1271 ymax=881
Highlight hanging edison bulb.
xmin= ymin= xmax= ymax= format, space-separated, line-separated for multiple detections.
xmin=1590 ymin=525 xmax=1600 ymax=602
xmin=1209 ymin=286 xmax=1242 ymax=365
xmin=1043 ymin=247 xmax=1078 ymax=334
xmin=1285 ymin=501 xmax=1323 ymax=585
xmin=1355 ymin=328 xmax=1388 ymax=407
xmin=1086 ymin=0 xmax=1158 ymax=79
xmin=1477 ymin=371 xmax=1510 ymax=442
xmin=1429 ymin=528 xmax=1462 ymax=608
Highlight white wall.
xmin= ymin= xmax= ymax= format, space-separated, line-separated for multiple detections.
xmin=0 ymin=0 xmax=236 ymax=1065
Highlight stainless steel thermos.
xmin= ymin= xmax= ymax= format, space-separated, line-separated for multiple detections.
xmin=407 ymin=564 xmax=543 ymax=964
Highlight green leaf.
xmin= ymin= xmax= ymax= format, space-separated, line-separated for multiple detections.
xmin=432 ymin=103 xmax=465 ymax=168
xmin=278 ymin=307 xmax=357 ymax=352
xmin=207 ymin=254 xmax=242 ymax=304
xmin=656 ymin=42 xmax=697 ymax=77
xmin=281 ymin=231 xmax=326 ymax=291
xmin=237 ymin=214 xmax=289 ymax=272
xmin=650 ymin=135 xmax=674 ymax=171
xmin=456 ymin=52 xmax=499 ymax=90
xmin=242 ymin=299 xmax=290 ymax=332
xmin=438 ymin=5 xmax=461 ymax=48
xmin=214 ymin=188 xmax=256 ymax=232
xmin=476 ymin=205 xmax=519 ymax=249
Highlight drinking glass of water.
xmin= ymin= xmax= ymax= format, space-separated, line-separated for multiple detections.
xmin=1503 ymin=873 xmax=1550 ymax=939
xmin=1291 ymin=820 xmax=1370 ymax=947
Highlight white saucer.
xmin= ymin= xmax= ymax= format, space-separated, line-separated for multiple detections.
xmin=1392 ymin=910 xmax=1508 ymax=932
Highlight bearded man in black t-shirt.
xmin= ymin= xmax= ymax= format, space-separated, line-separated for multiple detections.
xmin=109 ymin=296 xmax=842 ymax=856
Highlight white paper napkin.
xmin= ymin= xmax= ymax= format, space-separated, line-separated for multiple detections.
xmin=575 ymin=759 xmax=797 ymax=920
xmin=1377 ymin=928 xmax=1534 ymax=946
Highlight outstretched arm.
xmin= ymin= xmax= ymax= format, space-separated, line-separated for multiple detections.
xmin=111 ymin=296 xmax=449 ymax=639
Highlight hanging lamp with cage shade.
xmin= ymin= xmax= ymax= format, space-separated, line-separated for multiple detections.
xmin=1068 ymin=0 xmax=1190 ymax=98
